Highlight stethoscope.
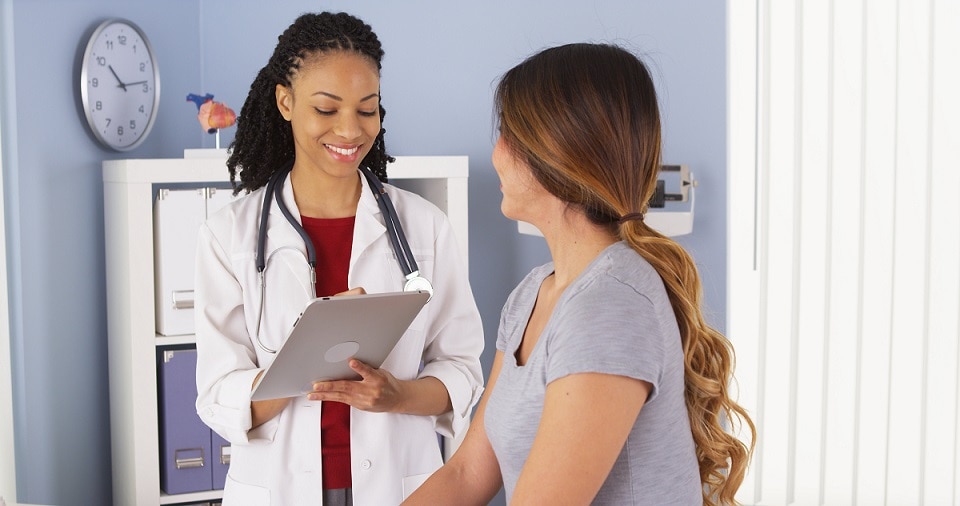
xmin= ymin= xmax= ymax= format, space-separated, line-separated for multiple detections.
xmin=253 ymin=162 xmax=433 ymax=353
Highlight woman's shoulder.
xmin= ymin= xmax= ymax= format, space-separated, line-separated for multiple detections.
xmin=202 ymin=186 xmax=265 ymax=238
xmin=580 ymin=242 xmax=666 ymax=299
xmin=381 ymin=182 xmax=451 ymax=235
xmin=382 ymin=182 xmax=445 ymax=216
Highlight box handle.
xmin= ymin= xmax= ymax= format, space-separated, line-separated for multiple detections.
xmin=172 ymin=290 xmax=195 ymax=310
xmin=174 ymin=447 xmax=205 ymax=469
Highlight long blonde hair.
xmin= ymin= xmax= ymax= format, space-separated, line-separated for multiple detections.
xmin=495 ymin=43 xmax=755 ymax=505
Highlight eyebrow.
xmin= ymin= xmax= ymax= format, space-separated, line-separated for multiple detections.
xmin=314 ymin=91 xmax=380 ymax=102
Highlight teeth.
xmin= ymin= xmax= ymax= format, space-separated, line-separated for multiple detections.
xmin=326 ymin=145 xmax=359 ymax=155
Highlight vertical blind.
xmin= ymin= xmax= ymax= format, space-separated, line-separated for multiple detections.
xmin=728 ymin=0 xmax=960 ymax=504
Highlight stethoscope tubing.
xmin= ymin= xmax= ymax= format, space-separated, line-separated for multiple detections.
xmin=359 ymin=167 xmax=420 ymax=280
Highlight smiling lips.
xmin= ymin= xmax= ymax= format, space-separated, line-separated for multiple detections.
xmin=325 ymin=143 xmax=362 ymax=162
xmin=326 ymin=144 xmax=359 ymax=156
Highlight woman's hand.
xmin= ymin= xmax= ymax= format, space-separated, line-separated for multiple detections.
xmin=308 ymin=359 xmax=405 ymax=412
xmin=307 ymin=284 xmax=453 ymax=416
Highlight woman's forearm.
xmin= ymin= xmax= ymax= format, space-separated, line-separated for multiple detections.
xmin=250 ymin=370 xmax=290 ymax=428
xmin=396 ymin=376 xmax=452 ymax=416
xmin=404 ymin=458 xmax=498 ymax=506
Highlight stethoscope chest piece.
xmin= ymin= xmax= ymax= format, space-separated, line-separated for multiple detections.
xmin=404 ymin=273 xmax=433 ymax=302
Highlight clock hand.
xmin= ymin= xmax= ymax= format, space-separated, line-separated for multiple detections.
xmin=125 ymin=81 xmax=148 ymax=87
xmin=108 ymin=65 xmax=128 ymax=92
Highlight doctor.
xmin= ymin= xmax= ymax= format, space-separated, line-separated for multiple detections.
xmin=194 ymin=12 xmax=484 ymax=506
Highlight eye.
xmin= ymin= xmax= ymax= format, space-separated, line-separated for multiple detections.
xmin=358 ymin=110 xmax=378 ymax=118
xmin=314 ymin=108 xmax=335 ymax=116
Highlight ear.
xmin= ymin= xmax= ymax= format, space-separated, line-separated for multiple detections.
xmin=276 ymin=84 xmax=293 ymax=121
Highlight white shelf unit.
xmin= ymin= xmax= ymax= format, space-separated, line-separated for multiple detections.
xmin=103 ymin=155 xmax=469 ymax=506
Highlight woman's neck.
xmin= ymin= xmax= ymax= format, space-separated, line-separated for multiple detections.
xmin=289 ymin=168 xmax=362 ymax=219
xmin=539 ymin=212 xmax=617 ymax=292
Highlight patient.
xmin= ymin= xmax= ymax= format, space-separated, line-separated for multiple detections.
xmin=403 ymin=42 xmax=755 ymax=505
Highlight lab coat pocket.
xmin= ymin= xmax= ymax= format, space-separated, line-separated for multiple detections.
xmin=221 ymin=474 xmax=271 ymax=505
xmin=401 ymin=471 xmax=433 ymax=501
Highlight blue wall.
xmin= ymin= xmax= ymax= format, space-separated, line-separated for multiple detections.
xmin=1 ymin=1 xmax=726 ymax=504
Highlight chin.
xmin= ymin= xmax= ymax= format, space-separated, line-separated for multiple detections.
xmin=500 ymin=206 xmax=523 ymax=223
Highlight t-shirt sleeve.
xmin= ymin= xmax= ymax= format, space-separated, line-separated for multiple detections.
xmin=544 ymin=278 xmax=667 ymax=402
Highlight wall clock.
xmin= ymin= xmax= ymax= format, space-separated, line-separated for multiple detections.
xmin=79 ymin=18 xmax=160 ymax=152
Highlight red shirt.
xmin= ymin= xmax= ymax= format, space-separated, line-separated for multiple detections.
xmin=300 ymin=214 xmax=355 ymax=490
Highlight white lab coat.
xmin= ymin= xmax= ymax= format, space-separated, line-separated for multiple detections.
xmin=195 ymin=170 xmax=484 ymax=505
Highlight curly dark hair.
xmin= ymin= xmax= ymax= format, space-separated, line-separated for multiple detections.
xmin=227 ymin=12 xmax=394 ymax=194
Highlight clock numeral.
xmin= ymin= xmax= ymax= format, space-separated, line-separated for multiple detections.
xmin=118 ymin=35 xmax=127 ymax=46
xmin=105 ymin=118 xmax=112 ymax=127
xmin=105 ymin=41 xmax=113 ymax=51
xmin=117 ymin=125 xmax=124 ymax=136
xmin=138 ymin=105 xmax=145 ymax=114
xmin=95 ymin=101 xmax=102 ymax=111
xmin=96 ymin=56 xmax=106 ymax=67
xmin=141 ymin=83 xmax=149 ymax=93
xmin=139 ymin=62 xmax=146 ymax=72
xmin=129 ymin=120 xmax=136 ymax=130
xmin=91 ymin=78 xmax=99 ymax=88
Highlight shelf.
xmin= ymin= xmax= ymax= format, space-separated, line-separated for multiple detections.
xmin=156 ymin=335 xmax=197 ymax=347
xmin=159 ymin=488 xmax=222 ymax=505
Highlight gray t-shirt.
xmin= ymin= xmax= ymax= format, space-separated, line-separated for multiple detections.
xmin=484 ymin=241 xmax=701 ymax=505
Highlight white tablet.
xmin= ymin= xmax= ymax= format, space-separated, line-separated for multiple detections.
xmin=250 ymin=290 xmax=430 ymax=401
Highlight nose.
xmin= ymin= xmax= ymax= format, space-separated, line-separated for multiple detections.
xmin=333 ymin=112 xmax=362 ymax=140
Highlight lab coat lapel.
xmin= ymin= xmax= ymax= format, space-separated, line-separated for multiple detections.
xmin=351 ymin=171 xmax=387 ymax=273
xmin=265 ymin=171 xmax=308 ymax=256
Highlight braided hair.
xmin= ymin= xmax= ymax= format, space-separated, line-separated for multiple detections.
xmin=227 ymin=12 xmax=394 ymax=194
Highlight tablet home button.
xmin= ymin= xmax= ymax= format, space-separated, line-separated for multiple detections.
xmin=325 ymin=341 xmax=360 ymax=363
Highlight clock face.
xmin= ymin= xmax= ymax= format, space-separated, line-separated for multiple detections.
xmin=80 ymin=19 xmax=160 ymax=151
